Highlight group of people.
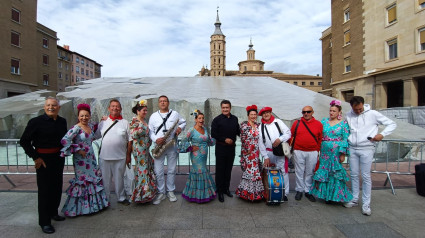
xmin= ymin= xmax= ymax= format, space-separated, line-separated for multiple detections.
xmin=20 ymin=95 xmax=396 ymax=234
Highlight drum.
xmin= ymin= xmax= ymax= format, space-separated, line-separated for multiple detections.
xmin=262 ymin=167 xmax=285 ymax=205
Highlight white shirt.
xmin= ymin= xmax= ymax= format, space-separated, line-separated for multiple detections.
xmin=258 ymin=119 xmax=291 ymax=159
xmin=148 ymin=109 xmax=186 ymax=143
xmin=96 ymin=118 xmax=131 ymax=160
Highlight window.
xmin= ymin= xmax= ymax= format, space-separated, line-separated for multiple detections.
xmin=86 ymin=62 xmax=89 ymax=67
xmin=86 ymin=69 xmax=89 ymax=76
xmin=58 ymin=72 xmax=62 ymax=78
xmin=419 ymin=0 xmax=425 ymax=9
xmin=43 ymin=74 xmax=49 ymax=86
xmin=310 ymin=82 xmax=314 ymax=86
xmin=301 ymin=82 xmax=306 ymax=86
xmin=11 ymin=59 xmax=20 ymax=74
xmin=42 ymin=55 xmax=49 ymax=65
xmin=90 ymin=63 xmax=93 ymax=68
xmin=344 ymin=9 xmax=350 ymax=22
xmin=65 ymin=64 xmax=69 ymax=70
xmin=90 ymin=71 xmax=93 ymax=78
xmin=81 ymin=68 xmax=85 ymax=74
xmin=387 ymin=4 xmax=397 ymax=25
xmin=65 ymin=74 xmax=69 ymax=81
xmin=76 ymin=66 xmax=80 ymax=73
xmin=294 ymin=82 xmax=298 ymax=85
xmin=344 ymin=57 xmax=351 ymax=73
xmin=344 ymin=30 xmax=351 ymax=45
xmin=42 ymin=38 xmax=48 ymax=48
xmin=11 ymin=31 xmax=20 ymax=46
xmin=58 ymin=61 xmax=62 ymax=68
xmin=318 ymin=82 xmax=322 ymax=86
xmin=81 ymin=59 xmax=84 ymax=65
xmin=76 ymin=76 xmax=80 ymax=82
xmin=387 ymin=38 xmax=398 ymax=60
xmin=11 ymin=8 xmax=20 ymax=23
xmin=419 ymin=27 xmax=425 ymax=52
xmin=76 ymin=57 xmax=79 ymax=63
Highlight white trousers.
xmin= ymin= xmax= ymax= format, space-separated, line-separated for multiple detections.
xmin=154 ymin=147 xmax=178 ymax=194
xmin=100 ymin=159 xmax=126 ymax=202
xmin=294 ymin=150 xmax=318 ymax=193
xmin=348 ymin=147 xmax=374 ymax=207
xmin=266 ymin=151 xmax=289 ymax=195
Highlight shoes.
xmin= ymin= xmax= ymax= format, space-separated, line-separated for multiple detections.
xmin=283 ymin=196 xmax=288 ymax=202
xmin=295 ymin=191 xmax=303 ymax=201
xmin=362 ymin=205 xmax=372 ymax=216
xmin=51 ymin=215 xmax=65 ymax=221
xmin=153 ymin=193 xmax=166 ymax=205
xmin=305 ymin=193 xmax=316 ymax=202
xmin=41 ymin=225 xmax=55 ymax=234
xmin=218 ymin=193 xmax=224 ymax=202
xmin=118 ymin=199 xmax=130 ymax=206
xmin=343 ymin=200 xmax=359 ymax=208
xmin=167 ymin=191 xmax=178 ymax=202
xmin=225 ymin=190 xmax=233 ymax=198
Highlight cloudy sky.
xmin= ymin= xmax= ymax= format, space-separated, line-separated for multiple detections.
xmin=37 ymin=0 xmax=331 ymax=77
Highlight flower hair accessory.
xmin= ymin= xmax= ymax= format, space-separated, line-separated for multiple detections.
xmin=138 ymin=99 xmax=147 ymax=107
xmin=190 ymin=109 xmax=201 ymax=118
xmin=246 ymin=104 xmax=258 ymax=112
xmin=77 ymin=103 xmax=91 ymax=114
xmin=330 ymin=100 xmax=341 ymax=106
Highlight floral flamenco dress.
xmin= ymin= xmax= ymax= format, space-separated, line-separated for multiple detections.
xmin=180 ymin=126 xmax=217 ymax=203
xmin=235 ymin=121 xmax=264 ymax=201
xmin=60 ymin=124 xmax=109 ymax=217
xmin=310 ymin=118 xmax=353 ymax=202
xmin=129 ymin=117 xmax=157 ymax=203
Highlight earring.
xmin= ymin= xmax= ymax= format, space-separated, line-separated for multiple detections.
xmin=337 ymin=114 xmax=342 ymax=120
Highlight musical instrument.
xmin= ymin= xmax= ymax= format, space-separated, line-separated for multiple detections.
xmin=151 ymin=120 xmax=179 ymax=159
xmin=262 ymin=167 xmax=285 ymax=205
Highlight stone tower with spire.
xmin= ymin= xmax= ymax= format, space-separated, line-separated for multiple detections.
xmin=238 ymin=38 xmax=265 ymax=73
xmin=210 ymin=9 xmax=226 ymax=76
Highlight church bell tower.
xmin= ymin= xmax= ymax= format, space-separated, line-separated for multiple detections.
xmin=210 ymin=9 xmax=226 ymax=76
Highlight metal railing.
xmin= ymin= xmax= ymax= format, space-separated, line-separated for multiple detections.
xmin=371 ymin=139 xmax=425 ymax=195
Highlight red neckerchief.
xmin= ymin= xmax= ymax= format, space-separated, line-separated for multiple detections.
xmin=261 ymin=115 xmax=275 ymax=124
xmin=109 ymin=114 xmax=123 ymax=120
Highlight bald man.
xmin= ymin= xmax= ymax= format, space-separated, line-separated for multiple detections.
xmin=290 ymin=106 xmax=323 ymax=202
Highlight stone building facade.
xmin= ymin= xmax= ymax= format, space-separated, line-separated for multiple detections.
xmin=321 ymin=0 xmax=425 ymax=108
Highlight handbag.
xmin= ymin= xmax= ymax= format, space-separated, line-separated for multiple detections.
xmin=123 ymin=164 xmax=135 ymax=198
xmin=261 ymin=122 xmax=286 ymax=157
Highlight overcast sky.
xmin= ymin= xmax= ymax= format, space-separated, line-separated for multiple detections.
xmin=37 ymin=0 xmax=331 ymax=78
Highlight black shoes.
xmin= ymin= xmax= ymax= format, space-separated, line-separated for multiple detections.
xmin=295 ymin=191 xmax=303 ymax=201
xmin=51 ymin=215 xmax=65 ymax=221
xmin=283 ymin=196 xmax=288 ymax=202
xmin=218 ymin=193 xmax=224 ymax=202
xmin=225 ymin=190 xmax=233 ymax=198
xmin=41 ymin=225 xmax=55 ymax=234
xmin=305 ymin=193 xmax=316 ymax=202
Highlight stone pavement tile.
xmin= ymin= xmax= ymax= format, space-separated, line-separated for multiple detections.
xmin=229 ymin=227 xmax=289 ymax=238
xmin=0 ymin=224 xmax=48 ymax=238
xmin=336 ymin=222 xmax=403 ymax=238
xmin=308 ymin=225 xmax=346 ymax=238
xmin=250 ymin=206 xmax=305 ymax=228
xmin=115 ymin=228 xmax=174 ymax=238
xmin=0 ymin=205 xmax=20 ymax=220
xmin=295 ymin=206 xmax=331 ymax=225
xmin=56 ymin=227 xmax=120 ymax=238
xmin=202 ymin=207 xmax=255 ymax=229
xmin=150 ymin=208 xmax=202 ymax=230
xmin=173 ymin=229 xmax=231 ymax=238
xmin=313 ymin=203 xmax=360 ymax=225
xmin=0 ymin=206 xmax=38 ymax=226
xmin=385 ymin=219 xmax=425 ymax=237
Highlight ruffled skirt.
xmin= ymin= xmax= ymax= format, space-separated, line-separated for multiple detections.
xmin=235 ymin=178 xmax=265 ymax=201
xmin=182 ymin=170 xmax=216 ymax=203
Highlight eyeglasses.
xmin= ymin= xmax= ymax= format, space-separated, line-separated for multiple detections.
xmin=302 ymin=111 xmax=312 ymax=114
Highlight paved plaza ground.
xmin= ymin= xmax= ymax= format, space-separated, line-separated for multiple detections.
xmin=0 ymin=169 xmax=424 ymax=237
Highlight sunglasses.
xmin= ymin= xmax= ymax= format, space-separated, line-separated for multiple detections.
xmin=302 ymin=111 xmax=312 ymax=114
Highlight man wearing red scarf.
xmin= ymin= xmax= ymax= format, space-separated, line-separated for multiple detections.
xmin=258 ymin=107 xmax=291 ymax=201
xmin=95 ymin=98 xmax=131 ymax=205
xmin=290 ymin=106 xmax=323 ymax=202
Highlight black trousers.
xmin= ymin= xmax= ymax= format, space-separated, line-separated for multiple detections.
xmin=215 ymin=144 xmax=236 ymax=193
xmin=36 ymin=154 xmax=64 ymax=226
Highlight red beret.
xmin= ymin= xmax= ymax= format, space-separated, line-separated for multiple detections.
xmin=259 ymin=107 xmax=272 ymax=116
xmin=246 ymin=105 xmax=257 ymax=112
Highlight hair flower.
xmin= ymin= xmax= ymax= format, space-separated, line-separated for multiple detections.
xmin=138 ymin=99 xmax=147 ymax=106
xmin=330 ymin=100 xmax=341 ymax=106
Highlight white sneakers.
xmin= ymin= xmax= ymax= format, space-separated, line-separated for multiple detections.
xmin=153 ymin=193 xmax=166 ymax=205
xmin=362 ymin=205 xmax=372 ymax=216
xmin=343 ymin=200 xmax=372 ymax=216
xmin=153 ymin=192 xmax=177 ymax=205
xmin=167 ymin=191 xmax=177 ymax=202
xmin=343 ymin=200 xmax=359 ymax=208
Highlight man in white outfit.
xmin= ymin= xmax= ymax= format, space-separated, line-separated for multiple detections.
xmin=258 ymin=107 xmax=291 ymax=201
xmin=344 ymin=96 xmax=396 ymax=216
xmin=96 ymin=99 xmax=132 ymax=205
xmin=149 ymin=95 xmax=186 ymax=205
